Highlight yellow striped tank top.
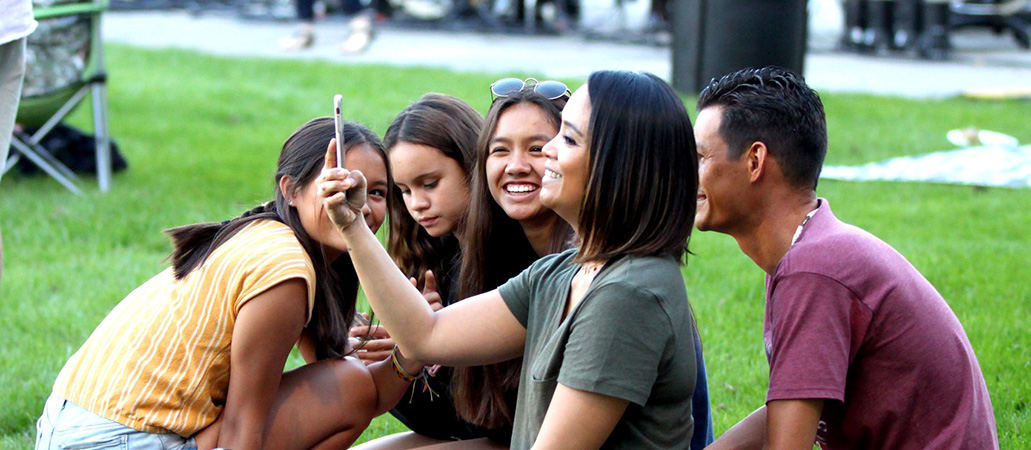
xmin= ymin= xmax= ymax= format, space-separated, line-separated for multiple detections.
xmin=53 ymin=219 xmax=316 ymax=436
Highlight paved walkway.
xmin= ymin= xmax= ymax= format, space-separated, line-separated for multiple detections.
xmin=102 ymin=7 xmax=1031 ymax=99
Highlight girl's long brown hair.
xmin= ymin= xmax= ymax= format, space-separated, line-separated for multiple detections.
xmin=454 ymin=90 xmax=573 ymax=429
xmin=166 ymin=118 xmax=391 ymax=360
xmin=383 ymin=93 xmax=482 ymax=295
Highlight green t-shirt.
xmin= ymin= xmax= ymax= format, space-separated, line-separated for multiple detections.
xmin=498 ymin=248 xmax=696 ymax=449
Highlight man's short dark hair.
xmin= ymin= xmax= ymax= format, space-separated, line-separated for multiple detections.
xmin=697 ymin=67 xmax=827 ymax=189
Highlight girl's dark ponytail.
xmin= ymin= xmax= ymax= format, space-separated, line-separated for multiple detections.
xmin=166 ymin=202 xmax=279 ymax=280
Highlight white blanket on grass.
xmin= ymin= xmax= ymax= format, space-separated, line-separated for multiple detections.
xmin=820 ymin=145 xmax=1031 ymax=188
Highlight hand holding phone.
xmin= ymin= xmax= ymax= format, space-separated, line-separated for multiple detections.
xmin=333 ymin=94 xmax=345 ymax=169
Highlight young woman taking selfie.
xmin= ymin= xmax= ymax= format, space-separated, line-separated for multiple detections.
xmin=463 ymin=81 xmax=714 ymax=450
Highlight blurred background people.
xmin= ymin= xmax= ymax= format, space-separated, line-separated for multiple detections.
xmin=280 ymin=0 xmax=391 ymax=53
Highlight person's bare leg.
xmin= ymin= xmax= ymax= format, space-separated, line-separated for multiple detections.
xmin=193 ymin=357 xmax=377 ymax=450
xmin=357 ymin=435 xmax=508 ymax=450
xmin=351 ymin=431 xmax=447 ymax=450
xmin=309 ymin=428 xmax=378 ymax=450
xmin=194 ymin=418 xmax=221 ymax=450
xmin=262 ymin=357 xmax=377 ymax=450
xmin=412 ymin=438 xmax=508 ymax=449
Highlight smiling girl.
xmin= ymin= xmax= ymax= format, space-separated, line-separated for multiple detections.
xmin=453 ymin=87 xmax=573 ymax=441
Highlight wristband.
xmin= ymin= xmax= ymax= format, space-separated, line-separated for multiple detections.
xmin=390 ymin=346 xmax=419 ymax=383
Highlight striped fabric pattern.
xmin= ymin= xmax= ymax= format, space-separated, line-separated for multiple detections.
xmin=53 ymin=219 xmax=316 ymax=436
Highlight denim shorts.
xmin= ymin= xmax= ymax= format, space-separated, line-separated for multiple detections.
xmin=35 ymin=394 xmax=197 ymax=450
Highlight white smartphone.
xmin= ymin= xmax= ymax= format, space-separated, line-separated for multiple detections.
xmin=333 ymin=94 xmax=345 ymax=169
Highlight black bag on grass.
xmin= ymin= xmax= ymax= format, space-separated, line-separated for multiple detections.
xmin=17 ymin=123 xmax=128 ymax=176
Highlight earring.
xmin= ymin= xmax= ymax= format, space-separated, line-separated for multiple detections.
xmin=289 ymin=200 xmax=296 ymax=206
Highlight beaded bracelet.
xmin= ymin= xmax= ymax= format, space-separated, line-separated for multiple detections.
xmin=390 ymin=346 xmax=419 ymax=383
xmin=391 ymin=348 xmax=442 ymax=404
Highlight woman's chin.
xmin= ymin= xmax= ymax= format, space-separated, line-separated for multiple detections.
xmin=538 ymin=189 xmax=557 ymax=210
xmin=500 ymin=204 xmax=536 ymax=222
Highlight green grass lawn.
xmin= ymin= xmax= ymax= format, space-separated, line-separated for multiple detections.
xmin=1 ymin=45 xmax=1029 ymax=449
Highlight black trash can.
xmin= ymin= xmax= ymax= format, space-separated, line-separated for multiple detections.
xmin=672 ymin=0 xmax=808 ymax=94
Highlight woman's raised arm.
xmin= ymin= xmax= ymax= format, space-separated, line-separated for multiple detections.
xmin=319 ymin=144 xmax=525 ymax=366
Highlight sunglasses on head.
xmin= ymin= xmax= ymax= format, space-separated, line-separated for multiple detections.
xmin=490 ymin=77 xmax=571 ymax=101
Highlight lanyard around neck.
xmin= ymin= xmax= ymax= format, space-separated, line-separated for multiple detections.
xmin=790 ymin=208 xmax=819 ymax=246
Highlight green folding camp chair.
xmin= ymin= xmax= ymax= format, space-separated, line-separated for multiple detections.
xmin=3 ymin=0 xmax=111 ymax=194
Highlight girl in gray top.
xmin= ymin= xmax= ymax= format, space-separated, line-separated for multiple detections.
xmin=320 ymin=70 xmax=700 ymax=450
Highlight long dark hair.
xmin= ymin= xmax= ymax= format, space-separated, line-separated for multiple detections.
xmin=577 ymin=71 xmax=697 ymax=264
xmin=453 ymin=90 xmax=573 ymax=429
xmin=383 ymin=93 xmax=482 ymax=296
xmin=166 ymin=117 xmax=391 ymax=360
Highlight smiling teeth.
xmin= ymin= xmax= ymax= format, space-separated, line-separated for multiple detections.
xmin=506 ymin=184 xmax=538 ymax=193
xmin=544 ymin=169 xmax=562 ymax=179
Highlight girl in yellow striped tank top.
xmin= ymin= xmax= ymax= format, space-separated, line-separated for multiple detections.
xmin=36 ymin=118 xmax=429 ymax=450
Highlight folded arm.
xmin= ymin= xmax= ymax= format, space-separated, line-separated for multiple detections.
xmin=706 ymin=399 xmax=823 ymax=450
xmin=532 ymin=384 xmax=630 ymax=450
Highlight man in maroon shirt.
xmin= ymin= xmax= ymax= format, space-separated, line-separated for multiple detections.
xmin=694 ymin=67 xmax=998 ymax=450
